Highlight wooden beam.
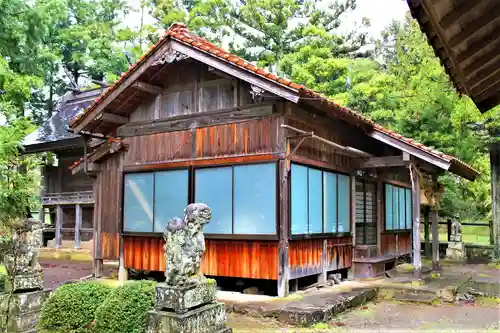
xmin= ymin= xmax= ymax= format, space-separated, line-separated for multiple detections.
xmin=132 ymin=81 xmax=163 ymax=95
xmin=489 ymin=149 xmax=500 ymax=258
xmin=278 ymin=158 xmax=290 ymax=297
xmin=358 ymin=155 xmax=407 ymax=169
xmin=463 ymin=47 xmax=500 ymax=78
xmin=476 ymin=81 xmax=500 ymax=102
xmin=369 ymin=130 xmax=451 ymax=171
xmin=171 ymin=40 xmax=300 ymax=104
xmin=411 ymin=164 xmax=422 ymax=278
xmin=75 ymin=204 xmax=82 ymax=249
xmin=431 ymin=207 xmax=440 ymax=270
xmin=471 ymin=68 xmax=500 ymax=94
xmin=71 ymin=162 xmax=100 ymax=175
xmin=96 ymin=112 xmax=129 ymax=125
xmin=439 ymin=0 xmax=486 ymax=30
xmin=71 ymin=39 xmax=173 ymax=133
xmin=456 ymin=30 xmax=500 ymax=64
xmin=55 ymin=205 xmax=62 ymax=249
xmin=117 ymin=103 xmax=274 ymax=137
xmin=448 ymin=4 xmax=500 ymax=48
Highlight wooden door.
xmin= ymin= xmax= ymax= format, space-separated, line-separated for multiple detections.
xmin=355 ymin=179 xmax=377 ymax=245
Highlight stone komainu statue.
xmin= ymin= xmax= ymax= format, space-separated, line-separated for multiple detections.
xmin=163 ymin=203 xmax=212 ymax=286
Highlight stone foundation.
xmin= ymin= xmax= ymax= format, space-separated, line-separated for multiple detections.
xmin=147 ymin=281 xmax=232 ymax=333
xmin=0 ymin=289 xmax=51 ymax=332
xmin=5 ymin=272 xmax=44 ymax=292
xmin=446 ymin=241 xmax=465 ymax=260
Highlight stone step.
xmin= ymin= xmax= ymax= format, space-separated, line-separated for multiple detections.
xmin=393 ymin=292 xmax=438 ymax=305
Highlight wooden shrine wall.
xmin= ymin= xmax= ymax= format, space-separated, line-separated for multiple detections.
xmin=380 ymin=232 xmax=412 ymax=257
xmin=288 ymin=236 xmax=352 ymax=279
xmin=123 ymin=236 xmax=279 ymax=280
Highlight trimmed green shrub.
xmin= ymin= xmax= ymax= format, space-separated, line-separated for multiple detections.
xmin=38 ymin=281 xmax=112 ymax=333
xmin=93 ymin=280 xmax=156 ymax=333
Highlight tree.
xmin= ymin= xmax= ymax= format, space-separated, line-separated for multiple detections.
xmin=227 ymin=0 xmax=369 ymax=72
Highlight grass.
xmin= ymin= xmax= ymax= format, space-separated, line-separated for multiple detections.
xmin=421 ymin=224 xmax=491 ymax=245
xmin=0 ymin=265 xmax=5 ymax=274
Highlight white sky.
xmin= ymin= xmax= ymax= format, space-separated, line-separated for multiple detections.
xmin=125 ymin=0 xmax=410 ymax=40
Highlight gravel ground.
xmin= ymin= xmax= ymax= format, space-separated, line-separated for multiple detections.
xmin=228 ymin=300 xmax=500 ymax=332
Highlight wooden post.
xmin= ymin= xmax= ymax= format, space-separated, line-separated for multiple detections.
xmin=75 ymin=204 xmax=82 ymax=249
xmin=278 ymin=158 xmax=290 ymax=297
xmin=118 ymin=234 xmax=128 ymax=281
xmin=55 ymin=205 xmax=63 ymax=249
xmin=424 ymin=207 xmax=431 ymax=259
xmin=490 ymin=148 xmax=500 ymax=258
xmin=411 ymin=164 xmax=422 ymax=278
xmin=447 ymin=218 xmax=452 ymax=242
xmin=431 ymin=207 xmax=440 ymax=270
xmin=93 ymin=177 xmax=103 ymax=278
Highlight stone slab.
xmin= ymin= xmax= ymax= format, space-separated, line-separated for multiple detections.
xmin=0 ymin=289 xmax=50 ymax=315
xmin=5 ymin=272 xmax=44 ymax=292
xmin=155 ymin=281 xmax=217 ymax=313
xmin=147 ymin=302 xmax=229 ymax=333
xmin=0 ymin=289 xmax=50 ymax=332
xmin=449 ymin=234 xmax=462 ymax=242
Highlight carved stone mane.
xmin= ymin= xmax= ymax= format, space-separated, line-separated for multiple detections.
xmin=163 ymin=203 xmax=211 ymax=286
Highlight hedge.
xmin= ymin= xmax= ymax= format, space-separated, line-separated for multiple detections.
xmin=93 ymin=280 xmax=156 ymax=333
xmin=38 ymin=281 xmax=112 ymax=333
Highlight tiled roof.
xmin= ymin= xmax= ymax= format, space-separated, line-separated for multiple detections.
xmin=69 ymin=23 xmax=479 ymax=178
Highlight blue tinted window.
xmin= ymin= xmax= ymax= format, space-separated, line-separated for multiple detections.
xmin=405 ymin=188 xmax=412 ymax=229
xmin=154 ymin=170 xmax=189 ymax=232
xmin=123 ymin=173 xmax=154 ymax=232
xmin=323 ymin=172 xmax=337 ymax=233
xmin=195 ymin=167 xmax=233 ymax=234
xmin=393 ymin=186 xmax=399 ymax=230
xmin=338 ymin=174 xmax=350 ymax=233
xmin=308 ymin=168 xmax=323 ymax=233
xmin=398 ymin=187 xmax=406 ymax=229
xmin=233 ymin=163 xmax=276 ymax=234
xmin=291 ymin=164 xmax=308 ymax=235
xmin=385 ymin=184 xmax=393 ymax=230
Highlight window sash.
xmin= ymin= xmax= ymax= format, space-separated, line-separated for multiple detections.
xmin=291 ymin=163 xmax=351 ymax=236
xmin=384 ymin=183 xmax=412 ymax=231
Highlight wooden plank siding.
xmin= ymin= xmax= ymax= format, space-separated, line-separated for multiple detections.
xmin=289 ymin=237 xmax=352 ymax=279
xmin=380 ymin=232 xmax=412 ymax=256
xmin=96 ymin=153 xmax=123 ymax=260
xmin=123 ymin=236 xmax=279 ymax=280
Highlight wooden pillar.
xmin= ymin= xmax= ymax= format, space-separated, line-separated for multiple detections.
xmin=431 ymin=207 xmax=440 ymax=270
xmin=75 ymin=204 xmax=82 ymax=249
xmin=93 ymin=176 xmax=103 ymax=278
xmin=424 ymin=207 xmax=431 ymax=259
xmin=118 ymin=234 xmax=128 ymax=281
xmin=411 ymin=164 xmax=422 ymax=278
xmin=278 ymin=159 xmax=290 ymax=297
xmin=490 ymin=149 xmax=500 ymax=259
xmin=55 ymin=205 xmax=63 ymax=249
xmin=318 ymin=239 xmax=327 ymax=284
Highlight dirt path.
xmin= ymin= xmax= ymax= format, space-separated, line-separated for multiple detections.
xmin=227 ymin=300 xmax=500 ymax=332
xmin=41 ymin=260 xmax=116 ymax=289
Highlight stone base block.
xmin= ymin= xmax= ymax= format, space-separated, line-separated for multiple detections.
xmin=147 ymin=302 xmax=231 ymax=333
xmin=5 ymin=272 xmax=44 ymax=292
xmin=447 ymin=241 xmax=465 ymax=250
xmin=446 ymin=248 xmax=465 ymax=260
xmin=449 ymin=234 xmax=462 ymax=242
xmin=0 ymin=289 xmax=50 ymax=332
xmin=155 ymin=281 xmax=216 ymax=313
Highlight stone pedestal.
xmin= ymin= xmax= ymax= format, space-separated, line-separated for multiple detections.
xmin=0 ymin=289 xmax=51 ymax=333
xmin=147 ymin=280 xmax=232 ymax=333
xmin=446 ymin=241 xmax=465 ymax=260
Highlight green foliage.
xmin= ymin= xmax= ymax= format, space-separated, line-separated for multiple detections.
xmin=38 ymin=281 xmax=112 ymax=333
xmin=93 ymin=280 xmax=156 ymax=333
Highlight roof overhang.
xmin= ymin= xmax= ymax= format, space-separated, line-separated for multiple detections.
xmin=407 ymin=0 xmax=500 ymax=112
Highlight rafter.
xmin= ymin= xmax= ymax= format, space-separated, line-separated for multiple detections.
xmin=471 ymin=68 xmax=500 ymax=94
xmin=476 ymin=81 xmax=500 ymax=102
xmin=439 ymin=0 xmax=486 ymax=30
xmin=448 ymin=4 xmax=500 ymax=48
xmin=95 ymin=112 xmax=129 ymax=125
xmin=456 ymin=30 xmax=500 ymax=64
xmin=132 ymin=81 xmax=163 ymax=95
xmin=463 ymin=47 xmax=500 ymax=77
xmin=468 ymin=57 xmax=500 ymax=87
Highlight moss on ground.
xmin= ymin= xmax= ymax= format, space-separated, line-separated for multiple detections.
xmin=475 ymin=296 xmax=500 ymax=307
xmin=39 ymin=249 xmax=92 ymax=262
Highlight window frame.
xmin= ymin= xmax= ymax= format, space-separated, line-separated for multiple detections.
xmin=289 ymin=162 xmax=352 ymax=240
xmin=121 ymin=160 xmax=279 ymax=241
xmin=192 ymin=161 xmax=279 ymax=239
xmin=198 ymin=79 xmax=238 ymax=112
xmin=121 ymin=167 xmax=190 ymax=234
xmin=383 ymin=183 xmax=413 ymax=233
